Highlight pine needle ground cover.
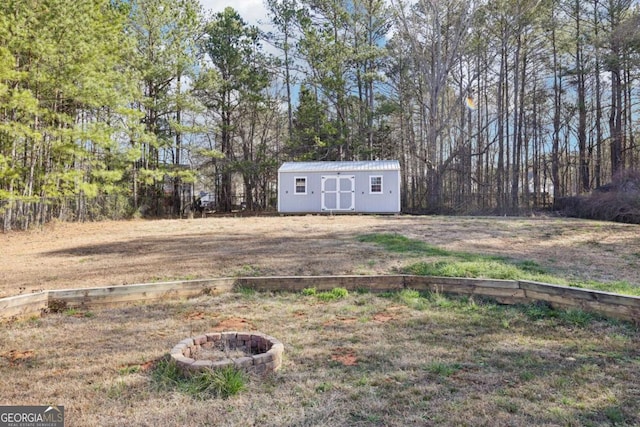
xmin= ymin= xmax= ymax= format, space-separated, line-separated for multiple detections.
xmin=1 ymin=289 xmax=638 ymax=426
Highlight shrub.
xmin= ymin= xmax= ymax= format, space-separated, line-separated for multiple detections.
xmin=557 ymin=169 xmax=640 ymax=224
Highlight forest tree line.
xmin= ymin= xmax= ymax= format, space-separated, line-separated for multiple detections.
xmin=1 ymin=0 xmax=639 ymax=230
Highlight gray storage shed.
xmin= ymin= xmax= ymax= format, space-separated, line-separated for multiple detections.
xmin=277 ymin=160 xmax=401 ymax=214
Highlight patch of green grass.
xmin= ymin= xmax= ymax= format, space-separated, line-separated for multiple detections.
xmin=151 ymin=357 xmax=246 ymax=399
xmin=316 ymin=287 xmax=349 ymax=301
xmin=379 ymin=291 xmax=396 ymax=299
xmin=424 ymin=361 xmax=462 ymax=377
xmin=402 ymin=259 xmax=563 ymax=283
xmin=358 ymin=233 xmax=507 ymax=262
xmin=429 ymin=291 xmax=455 ymax=309
xmin=522 ymin=301 xmax=556 ymax=320
xmin=359 ymin=233 xmax=640 ymax=297
xmin=390 ymin=287 xmax=610 ymax=330
xmin=302 ymin=286 xmax=349 ymax=301
xmin=519 ymin=371 xmax=535 ymax=381
xmin=196 ymin=365 xmax=246 ymax=399
xmin=235 ymin=264 xmax=262 ymax=277
xmin=315 ymin=382 xmax=333 ymax=393
xmin=234 ymin=286 xmax=257 ymax=297
xmin=558 ymin=308 xmax=597 ymax=327
xmin=357 ymin=233 xmax=452 ymax=256
xmin=394 ymin=289 xmax=502 ymax=314
xmin=63 ymin=308 xmax=94 ymax=318
xmin=151 ymin=356 xmax=183 ymax=391
xmin=603 ymin=405 xmax=626 ymax=424
xmin=63 ymin=308 xmax=80 ymax=316
xmin=354 ymin=376 xmax=369 ymax=387
xmin=514 ymin=260 xmax=548 ymax=275
xmin=569 ymin=280 xmax=640 ymax=296
xmin=105 ymin=380 xmax=127 ymax=398
xmin=395 ymin=289 xmax=429 ymax=310
xmin=358 ymin=233 xmax=553 ymax=281
xmin=118 ymin=365 xmax=141 ymax=375
xmin=495 ymin=397 xmax=520 ymax=414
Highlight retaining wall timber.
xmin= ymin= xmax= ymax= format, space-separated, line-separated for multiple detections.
xmin=0 ymin=275 xmax=638 ymax=323
xmin=519 ymin=280 xmax=640 ymax=321
xmin=0 ymin=278 xmax=234 ymax=321
xmin=235 ymin=275 xmax=406 ymax=293
xmin=404 ymin=276 xmax=527 ymax=304
xmin=47 ymin=278 xmax=235 ymax=309
xmin=0 ymin=292 xmax=49 ymax=320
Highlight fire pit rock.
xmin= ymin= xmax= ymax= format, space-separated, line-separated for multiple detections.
xmin=170 ymin=331 xmax=283 ymax=375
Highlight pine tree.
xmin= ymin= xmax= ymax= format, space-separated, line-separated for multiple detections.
xmin=196 ymin=7 xmax=271 ymax=212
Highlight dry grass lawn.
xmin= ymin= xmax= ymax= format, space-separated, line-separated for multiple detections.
xmin=1 ymin=215 xmax=639 ymax=297
xmin=1 ymin=290 xmax=638 ymax=426
xmin=1 ymin=215 xmax=639 ymax=426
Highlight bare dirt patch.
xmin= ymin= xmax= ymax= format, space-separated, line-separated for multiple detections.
xmin=373 ymin=311 xmax=397 ymax=322
xmin=211 ymin=317 xmax=254 ymax=332
xmin=330 ymin=347 xmax=358 ymax=366
xmin=183 ymin=311 xmax=213 ymax=321
xmin=1 ymin=215 xmax=639 ymax=298
xmin=1 ymin=349 xmax=35 ymax=366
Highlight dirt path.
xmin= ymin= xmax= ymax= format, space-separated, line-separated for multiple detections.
xmin=1 ymin=215 xmax=639 ymax=298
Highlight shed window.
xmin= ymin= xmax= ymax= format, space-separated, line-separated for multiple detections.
xmin=370 ymin=176 xmax=383 ymax=194
xmin=295 ymin=177 xmax=307 ymax=194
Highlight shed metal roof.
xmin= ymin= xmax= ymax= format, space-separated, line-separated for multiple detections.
xmin=278 ymin=160 xmax=400 ymax=173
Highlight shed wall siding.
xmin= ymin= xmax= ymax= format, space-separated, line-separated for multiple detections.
xmin=278 ymin=167 xmax=400 ymax=213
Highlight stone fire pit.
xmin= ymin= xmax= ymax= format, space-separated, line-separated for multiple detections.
xmin=170 ymin=331 xmax=283 ymax=375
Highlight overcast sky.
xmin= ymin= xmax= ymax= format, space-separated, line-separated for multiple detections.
xmin=199 ymin=0 xmax=269 ymax=27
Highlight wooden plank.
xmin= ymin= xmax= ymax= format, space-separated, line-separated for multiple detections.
xmin=471 ymin=287 xmax=527 ymax=299
xmin=524 ymin=290 xmax=583 ymax=309
xmin=520 ymin=281 xmax=640 ymax=308
xmin=405 ymin=277 xmax=526 ymax=299
xmin=405 ymin=280 xmax=472 ymax=294
xmin=578 ymin=300 xmax=636 ymax=320
xmin=525 ymin=289 xmax=637 ymax=321
xmin=492 ymin=296 xmax=531 ymax=305
xmin=405 ymin=275 xmax=519 ymax=289
xmin=47 ymin=279 xmax=235 ymax=308
xmin=0 ymin=292 xmax=48 ymax=321
xmin=236 ymin=275 xmax=406 ymax=293
xmin=49 ymin=278 xmax=234 ymax=298
xmin=551 ymin=301 xmax=634 ymax=321
xmin=50 ymin=291 xmax=185 ymax=307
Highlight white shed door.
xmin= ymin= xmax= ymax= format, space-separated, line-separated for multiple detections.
xmin=321 ymin=175 xmax=355 ymax=211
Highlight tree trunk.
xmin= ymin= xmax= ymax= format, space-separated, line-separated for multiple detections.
xmin=551 ymin=24 xmax=562 ymax=202
xmin=575 ymin=0 xmax=589 ymax=193
xmin=173 ymin=74 xmax=183 ymax=217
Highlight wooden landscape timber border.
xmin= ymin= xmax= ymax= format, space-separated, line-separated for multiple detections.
xmin=0 ymin=275 xmax=638 ymax=323
xmin=0 ymin=278 xmax=236 ymax=322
